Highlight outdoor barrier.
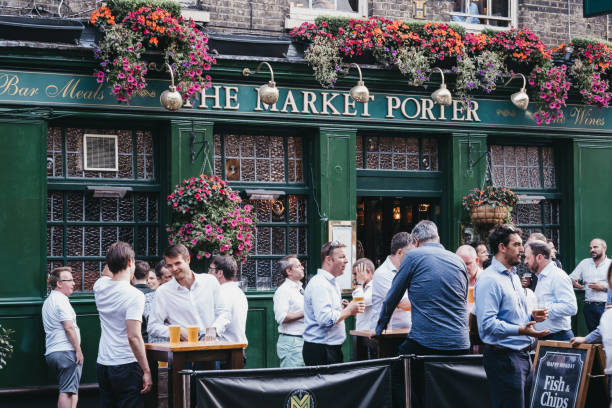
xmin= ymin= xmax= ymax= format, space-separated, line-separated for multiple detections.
xmin=186 ymin=358 xmax=400 ymax=408
xmin=182 ymin=354 xmax=495 ymax=408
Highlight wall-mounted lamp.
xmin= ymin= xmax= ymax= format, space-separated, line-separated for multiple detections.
xmin=346 ymin=63 xmax=370 ymax=103
xmin=504 ymin=73 xmax=529 ymax=110
xmin=392 ymin=203 xmax=401 ymax=221
xmin=418 ymin=203 xmax=430 ymax=213
xmin=242 ymin=62 xmax=279 ymax=105
xmin=160 ymin=63 xmax=184 ymax=111
xmin=430 ymin=67 xmax=452 ymax=106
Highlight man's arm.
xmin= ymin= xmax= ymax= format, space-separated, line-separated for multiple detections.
xmin=126 ymin=320 xmax=152 ymax=394
xmin=569 ymin=262 xmax=584 ymax=289
xmin=146 ymin=290 xmax=170 ymax=340
xmin=548 ymin=275 xmax=578 ymax=318
xmin=273 ymin=288 xmax=304 ymax=325
xmin=375 ymin=263 xmax=411 ymax=335
xmin=212 ymin=284 xmax=232 ymax=337
xmin=61 ymin=321 xmax=83 ymax=364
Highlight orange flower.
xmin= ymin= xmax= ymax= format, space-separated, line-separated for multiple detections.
xmin=149 ymin=36 xmax=158 ymax=45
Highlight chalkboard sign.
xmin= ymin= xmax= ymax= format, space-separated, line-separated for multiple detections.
xmin=530 ymin=341 xmax=607 ymax=408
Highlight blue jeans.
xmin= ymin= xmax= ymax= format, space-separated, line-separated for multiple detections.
xmin=584 ymin=302 xmax=605 ymax=332
xmin=542 ymin=329 xmax=574 ymax=341
xmin=483 ymin=348 xmax=532 ymax=408
xmin=97 ymin=362 xmax=143 ymax=408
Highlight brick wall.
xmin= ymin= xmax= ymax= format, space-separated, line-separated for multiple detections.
xmin=0 ymin=0 xmax=610 ymax=45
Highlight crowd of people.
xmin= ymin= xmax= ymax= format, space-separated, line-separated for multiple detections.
xmin=41 ymin=219 xmax=611 ymax=408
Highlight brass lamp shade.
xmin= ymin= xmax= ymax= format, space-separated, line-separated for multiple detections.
xmin=504 ymin=73 xmax=529 ymax=110
xmin=430 ymin=67 xmax=452 ymax=106
xmin=350 ymin=80 xmax=370 ymax=103
xmin=160 ymin=64 xmax=183 ymax=111
xmin=259 ymin=80 xmax=279 ymax=105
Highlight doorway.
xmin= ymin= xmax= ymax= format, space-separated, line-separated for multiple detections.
xmin=356 ymin=197 xmax=440 ymax=266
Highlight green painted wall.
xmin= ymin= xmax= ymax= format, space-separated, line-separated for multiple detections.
xmin=169 ymin=120 xmax=215 ymax=188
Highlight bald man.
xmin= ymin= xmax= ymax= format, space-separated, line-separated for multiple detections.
xmin=456 ymin=245 xmax=481 ymax=288
xmin=569 ymin=238 xmax=612 ymax=332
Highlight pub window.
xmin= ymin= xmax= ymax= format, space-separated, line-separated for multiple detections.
xmin=356 ymin=134 xmax=438 ymax=171
xmin=213 ymin=131 xmax=309 ymax=291
xmin=285 ymin=0 xmax=368 ymax=29
xmin=450 ymin=0 xmax=516 ymax=30
xmin=47 ymin=126 xmax=160 ymax=292
xmin=488 ymin=144 xmax=560 ymax=250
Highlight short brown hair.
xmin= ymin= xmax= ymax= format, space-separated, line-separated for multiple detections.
xmin=320 ymin=241 xmax=346 ymax=264
xmin=49 ymin=266 xmax=72 ymax=289
xmin=106 ymin=242 xmax=135 ymax=273
xmin=134 ymin=260 xmax=151 ymax=280
xmin=278 ymin=254 xmax=298 ymax=277
xmin=163 ymin=244 xmax=190 ymax=261
xmin=212 ymin=255 xmax=238 ymax=281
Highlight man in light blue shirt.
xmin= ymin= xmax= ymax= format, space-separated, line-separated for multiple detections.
xmin=525 ymin=240 xmax=577 ymax=341
xmin=302 ymin=241 xmax=364 ymax=365
xmin=475 ymin=224 xmax=549 ymax=408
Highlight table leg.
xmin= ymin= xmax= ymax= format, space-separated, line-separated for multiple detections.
xmin=144 ymin=349 xmax=159 ymax=408
xmin=230 ymin=348 xmax=244 ymax=369
xmin=169 ymin=351 xmax=187 ymax=408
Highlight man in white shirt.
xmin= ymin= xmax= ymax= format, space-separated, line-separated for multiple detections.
xmin=570 ymin=238 xmax=612 ymax=331
xmin=352 ymin=258 xmax=374 ymax=331
xmin=94 ymin=242 xmax=152 ymax=407
xmin=525 ymin=240 xmax=577 ymax=341
xmin=273 ymin=255 xmax=306 ymax=367
xmin=148 ymin=244 xmax=230 ymax=342
xmin=370 ymin=232 xmax=414 ymax=330
xmin=208 ymin=255 xmax=248 ymax=345
xmin=302 ymin=241 xmax=364 ymax=365
xmin=42 ymin=266 xmax=83 ymax=408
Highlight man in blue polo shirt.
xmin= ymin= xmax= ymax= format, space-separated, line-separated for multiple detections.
xmin=475 ymin=224 xmax=550 ymax=408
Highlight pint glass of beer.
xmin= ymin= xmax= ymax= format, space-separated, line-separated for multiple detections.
xmin=168 ymin=325 xmax=181 ymax=344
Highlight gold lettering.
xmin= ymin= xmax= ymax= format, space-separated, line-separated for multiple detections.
xmin=452 ymin=100 xmax=465 ymax=121
xmin=361 ymin=95 xmax=375 ymax=117
xmin=438 ymin=104 xmax=447 ymax=120
xmin=466 ymin=100 xmax=480 ymax=122
xmin=224 ymin=86 xmax=239 ymax=110
xmin=0 ymin=74 xmax=39 ymax=97
xmin=320 ymin=92 xmax=340 ymax=115
xmin=401 ymin=98 xmax=420 ymax=119
xmin=200 ymin=85 xmax=222 ymax=109
xmin=343 ymin=93 xmax=357 ymax=116
xmin=420 ymin=98 xmax=435 ymax=120
xmin=253 ymin=87 xmax=278 ymax=112
xmin=386 ymin=96 xmax=401 ymax=118
xmin=302 ymin=91 xmax=318 ymax=114
xmin=280 ymin=91 xmax=299 ymax=113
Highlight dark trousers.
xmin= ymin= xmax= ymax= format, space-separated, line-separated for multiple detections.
xmin=483 ymin=348 xmax=533 ymax=408
xmin=542 ymin=329 xmax=574 ymax=341
xmin=97 ymin=362 xmax=144 ymax=408
xmin=584 ymin=302 xmax=605 ymax=332
xmin=302 ymin=341 xmax=343 ymax=366
xmin=397 ymin=338 xmax=470 ymax=408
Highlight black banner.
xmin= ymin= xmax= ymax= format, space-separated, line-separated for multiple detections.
xmin=192 ymin=358 xmax=396 ymax=408
xmin=421 ymin=355 xmax=491 ymax=408
xmin=530 ymin=347 xmax=586 ymax=408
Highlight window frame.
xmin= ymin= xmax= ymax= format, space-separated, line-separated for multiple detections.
xmin=449 ymin=0 xmax=518 ymax=31
xmin=285 ymin=0 xmax=368 ymax=29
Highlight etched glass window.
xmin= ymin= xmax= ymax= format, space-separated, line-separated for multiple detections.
xmin=214 ymin=133 xmax=303 ymax=183
xmin=47 ymin=125 xmax=159 ymax=292
xmin=489 ymin=145 xmax=556 ymax=189
xmin=356 ymin=134 xmax=438 ymax=171
xmin=511 ymin=200 xmax=561 ymax=253
xmin=239 ymin=195 xmax=308 ymax=291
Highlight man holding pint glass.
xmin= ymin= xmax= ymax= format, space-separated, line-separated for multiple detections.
xmin=475 ymin=225 xmax=550 ymax=408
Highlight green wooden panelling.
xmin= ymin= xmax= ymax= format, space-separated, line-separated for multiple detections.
xmin=571 ymin=139 xmax=612 ymax=268
xmin=356 ymin=170 xmax=442 ymax=197
xmin=169 ymin=120 xmax=214 ymax=188
xmin=0 ymin=120 xmax=46 ymax=300
xmin=447 ymin=133 xmax=488 ymax=250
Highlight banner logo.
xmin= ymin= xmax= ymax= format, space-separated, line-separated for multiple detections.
xmin=286 ymin=389 xmax=316 ymax=408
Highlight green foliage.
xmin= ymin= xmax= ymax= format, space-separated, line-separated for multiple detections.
xmin=404 ymin=20 xmax=466 ymax=36
xmin=304 ymin=36 xmax=343 ymax=88
xmin=462 ymin=186 xmax=519 ymax=211
xmin=314 ymin=15 xmax=351 ymax=35
xmin=571 ymin=36 xmax=612 ymax=50
xmin=107 ymin=0 xmax=181 ymax=21
xmin=0 ymin=324 xmax=14 ymax=370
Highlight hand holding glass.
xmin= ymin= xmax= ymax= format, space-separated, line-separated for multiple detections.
xmin=204 ymin=327 xmax=217 ymax=342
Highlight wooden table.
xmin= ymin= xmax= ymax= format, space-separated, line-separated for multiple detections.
xmin=145 ymin=341 xmax=247 ymax=408
xmin=350 ymin=329 xmax=410 ymax=360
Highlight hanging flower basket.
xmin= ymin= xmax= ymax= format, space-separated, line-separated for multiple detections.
xmin=470 ymin=205 xmax=509 ymax=224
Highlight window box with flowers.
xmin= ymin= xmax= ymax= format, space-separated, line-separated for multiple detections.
xmin=462 ymin=186 xmax=518 ymax=224
xmin=90 ymin=2 xmax=215 ymax=105
xmin=166 ymin=175 xmax=257 ymax=266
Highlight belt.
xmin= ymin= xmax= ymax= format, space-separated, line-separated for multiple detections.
xmin=279 ymin=333 xmax=303 ymax=338
xmin=585 ymin=301 xmax=606 ymax=305
xmin=483 ymin=343 xmax=531 ymax=353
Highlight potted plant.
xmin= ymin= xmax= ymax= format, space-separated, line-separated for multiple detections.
xmin=462 ymin=186 xmax=518 ymax=224
xmin=0 ymin=323 xmax=14 ymax=370
xmin=166 ymin=174 xmax=256 ymax=264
